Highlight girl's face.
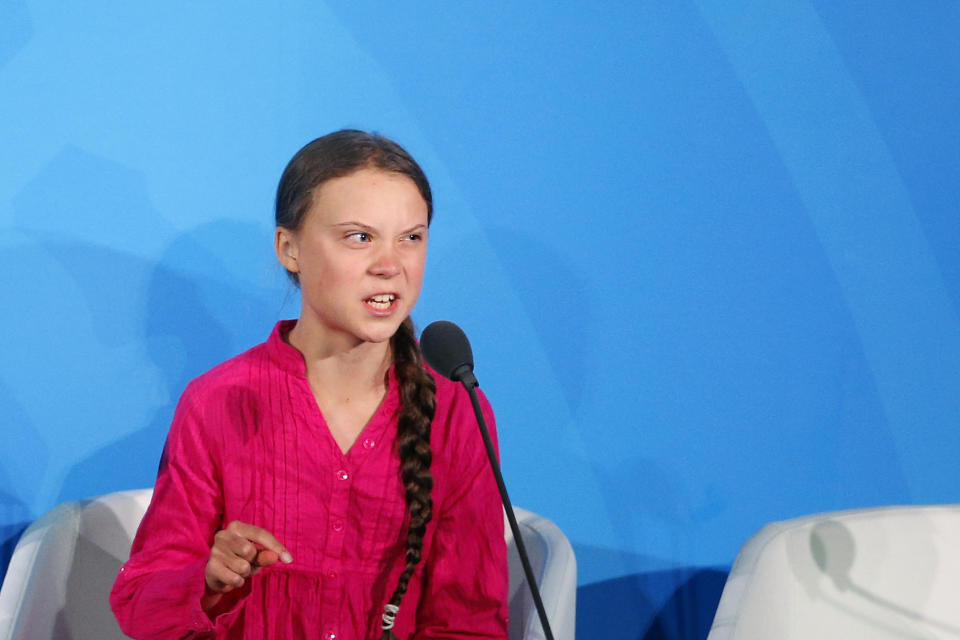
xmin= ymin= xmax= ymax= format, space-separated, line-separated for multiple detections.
xmin=275 ymin=167 xmax=429 ymax=348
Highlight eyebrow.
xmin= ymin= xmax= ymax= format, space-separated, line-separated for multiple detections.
xmin=331 ymin=222 xmax=428 ymax=234
xmin=331 ymin=221 xmax=376 ymax=230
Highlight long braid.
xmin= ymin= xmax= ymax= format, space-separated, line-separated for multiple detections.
xmin=379 ymin=317 xmax=436 ymax=639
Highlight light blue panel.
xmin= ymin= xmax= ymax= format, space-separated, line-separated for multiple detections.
xmin=695 ymin=0 xmax=960 ymax=498
xmin=324 ymin=0 xmax=921 ymax=566
xmin=1 ymin=2 xmax=958 ymax=638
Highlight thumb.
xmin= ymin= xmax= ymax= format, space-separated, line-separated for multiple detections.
xmin=254 ymin=548 xmax=280 ymax=568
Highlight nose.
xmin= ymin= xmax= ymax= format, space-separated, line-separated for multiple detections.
xmin=369 ymin=245 xmax=401 ymax=278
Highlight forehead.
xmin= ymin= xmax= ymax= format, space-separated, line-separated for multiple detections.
xmin=308 ymin=168 xmax=428 ymax=226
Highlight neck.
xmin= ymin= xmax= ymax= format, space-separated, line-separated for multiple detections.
xmin=287 ymin=320 xmax=393 ymax=394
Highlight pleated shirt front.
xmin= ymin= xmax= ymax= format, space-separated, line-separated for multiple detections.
xmin=110 ymin=320 xmax=509 ymax=640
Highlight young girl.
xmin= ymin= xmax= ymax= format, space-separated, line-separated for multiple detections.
xmin=110 ymin=130 xmax=509 ymax=639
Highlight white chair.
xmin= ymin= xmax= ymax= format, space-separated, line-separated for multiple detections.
xmin=506 ymin=508 xmax=577 ymax=640
xmin=0 ymin=489 xmax=151 ymax=640
xmin=0 ymin=490 xmax=576 ymax=640
xmin=707 ymin=505 xmax=960 ymax=640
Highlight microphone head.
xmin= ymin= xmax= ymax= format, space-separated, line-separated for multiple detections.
xmin=420 ymin=320 xmax=474 ymax=382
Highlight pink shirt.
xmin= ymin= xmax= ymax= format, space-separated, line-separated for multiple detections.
xmin=110 ymin=321 xmax=508 ymax=639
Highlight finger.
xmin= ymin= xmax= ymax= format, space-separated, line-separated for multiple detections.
xmin=205 ymin=560 xmax=245 ymax=591
xmin=253 ymin=548 xmax=280 ymax=569
xmin=212 ymin=572 xmax=244 ymax=590
xmin=212 ymin=547 xmax=254 ymax=578
xmin=225 ymin=521 xmax=293 ymax=564
xmin=215 ymin=529 xmax=258 ymax=563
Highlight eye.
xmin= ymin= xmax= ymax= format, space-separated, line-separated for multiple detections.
xmin=406 ymin=233 xmax=423 ymax=242
xmin=346 ymin=231 xmax=371 ymax=243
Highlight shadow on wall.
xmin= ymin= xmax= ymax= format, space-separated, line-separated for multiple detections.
xmin=483 ymin=225 xmax=592 ymax=415
xmin=0 ymin=0 xmax=32 ymax=71
xmin=56 ymin=221 xmax=285 ymax=503
xmin=53 ymin=252 xmax=233 ymax=502
xmin=0 ymin=379 xmax=47 ymax=584
xmin=7 ymin=143 xmax=286 ymax=509
xmin=576 ymin=567 xmax=727 ymax=640
xmin=0 ymin=503 xmax=29 ymax=586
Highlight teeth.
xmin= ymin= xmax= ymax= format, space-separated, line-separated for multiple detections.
xmin=367 ymin=294 xmax=395 ymax=310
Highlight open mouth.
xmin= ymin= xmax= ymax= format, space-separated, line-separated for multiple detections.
xmin=365 ymin=293 xmax=397 ymax=311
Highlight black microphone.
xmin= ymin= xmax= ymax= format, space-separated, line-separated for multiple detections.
xmin=419 ymin=321 xmax=556 ymax=640
xmin=419 ymin=320 xmax=477 ymax=388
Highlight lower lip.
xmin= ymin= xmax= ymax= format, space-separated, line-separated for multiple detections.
xmin=363 ymin=298 xmax=399 ymax=317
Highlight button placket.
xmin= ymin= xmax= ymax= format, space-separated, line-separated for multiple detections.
xmin=321 ymin=460 xmax=351 ymax=637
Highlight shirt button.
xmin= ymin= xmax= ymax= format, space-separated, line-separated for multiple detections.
xmin=362 ymin=438 xmax=375 ymax=449
xmin=337 ymin=469 xmax=349 ymax=481
xmin=327 ymin=570 xmax=337 ymax=580
xmin=324 ymin=631 xmax=337 ymax=640
xmin=332 ymin=518 xmax=344 ymax=532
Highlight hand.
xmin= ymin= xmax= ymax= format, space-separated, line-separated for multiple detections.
xmin=203 ymin=521 xmax=293 ymax=601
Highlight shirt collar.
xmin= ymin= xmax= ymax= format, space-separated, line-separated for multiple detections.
xmin=265 ymin=320 xmax=400 ymax=401
xmin=266 ymin=319 xmax=305 ymax=376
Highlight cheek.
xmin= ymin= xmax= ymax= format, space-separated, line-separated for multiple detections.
xmin=407 ymin=253 xmax=428 ymax=286
xmin=300 ymin=251 xmax=358 ymax=286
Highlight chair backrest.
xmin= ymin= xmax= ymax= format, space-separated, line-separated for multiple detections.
xmin=0 ymin=491 xmax=576 ymax=640
xmin=0 ymin=489 xmax=152 ymax=640
xmin=707 ymin=505 xmax=960 ymax=640
xmin=505 ymin=508 xmax=577 ymax=640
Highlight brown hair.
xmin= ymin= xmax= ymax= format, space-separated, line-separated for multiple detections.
xmin=276 ymin=129 xmax=433 ymax=271
xmin=275 ymin=130 xmax=436 ymax=639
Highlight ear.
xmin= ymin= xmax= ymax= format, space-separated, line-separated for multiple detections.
xmin=274 ymin=227 xmax=300 ymax=274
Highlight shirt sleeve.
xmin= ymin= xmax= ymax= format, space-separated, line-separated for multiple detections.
xmin=109 ymin=380 xmax=247 ymax=639
xmin=414 ymin=387 xmax=509 ymax=639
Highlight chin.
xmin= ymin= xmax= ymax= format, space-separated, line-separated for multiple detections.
xmin=359 ymin=322 xmax=404 ymax=345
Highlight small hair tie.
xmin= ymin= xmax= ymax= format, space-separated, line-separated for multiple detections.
xmin=381 ymin=604 xmax=400 ymax=630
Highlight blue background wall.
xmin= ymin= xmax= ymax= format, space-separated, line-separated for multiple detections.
xmin=1 ymin=2 xmax=958 ymax=638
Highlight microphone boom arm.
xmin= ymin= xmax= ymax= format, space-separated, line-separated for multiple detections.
xmin=460 ymin=374 xmax=556 ymax=640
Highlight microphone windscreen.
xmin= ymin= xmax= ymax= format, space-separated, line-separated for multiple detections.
xmin=420 ymin=321 xmax=474 ymax=381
